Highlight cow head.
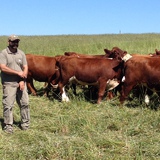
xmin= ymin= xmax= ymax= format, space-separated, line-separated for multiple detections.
xmin=111 ymin=47 xmax=128 ymax=61
xmin=149 ymin=49 xmax=160 ymax=56
xmin=104 ymin=47 xmax=127 ymax=61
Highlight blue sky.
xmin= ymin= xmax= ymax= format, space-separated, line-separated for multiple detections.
xmin=0 ymin=0 xmax=160 ymax=35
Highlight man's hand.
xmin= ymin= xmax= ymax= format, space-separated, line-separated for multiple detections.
xmin=17 ymin=71 xmax=27 ymax=78
xmin=19 ymin=81 xmax=25 ymax=91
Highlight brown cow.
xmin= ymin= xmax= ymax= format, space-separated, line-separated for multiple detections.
xmin=64 ymin=51 xmax=112 ymax=59
xmin=56 ymin=56 xmax=124 ymax=104
xmin=107 ymin=47 xmax=160 ymax=105
xmin=64 ymin=50 xmax=117 ymax=99
xmin=120 ymin=56 xmax=160 ymax=104
xmin=26 ymin=54 xmax=59 ymax=96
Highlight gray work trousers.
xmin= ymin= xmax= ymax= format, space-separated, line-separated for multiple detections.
xmin=2 ymin=82 xmax=30 ymax=127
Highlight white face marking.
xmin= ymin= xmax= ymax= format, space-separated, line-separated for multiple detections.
xmin=62 ymin=87 xmax=70 ymax=102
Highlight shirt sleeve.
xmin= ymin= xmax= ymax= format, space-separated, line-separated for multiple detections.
xmin=22 ymin=53 xmax=28 ymax=66
xmin=0 ymin=50 xmax=7 ymax=65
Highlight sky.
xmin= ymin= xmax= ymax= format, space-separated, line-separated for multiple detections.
xmin=0 ymin=0 xmax=160 ymax=36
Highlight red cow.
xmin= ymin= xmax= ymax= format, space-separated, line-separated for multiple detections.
xmin=108 ymin=47 xmax=160 ymax=105
xmin=64 ymin=51 xmax=112 ymax=59
xmin=26 ymin=54 xmax=59 ymax=96
xmin=64 ymin=50 xmax=116 ymax=99
xmin=120 ymin=56 xmax=160 ymax=104
xmin=56 ymin=56 xmax=124 ymax=104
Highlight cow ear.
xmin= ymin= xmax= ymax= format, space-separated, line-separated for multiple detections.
xmin=64 ymin=52 xmax=69 ymax=56
xmin=123 ymin=51 xmax=127 ymax=55
xmin=104 ymin=49 xmax=111 ymax=55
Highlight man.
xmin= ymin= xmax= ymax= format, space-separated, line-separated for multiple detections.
xmin=0 ymin=34 xmax=30 ymax=133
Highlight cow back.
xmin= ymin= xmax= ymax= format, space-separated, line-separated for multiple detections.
xmin=57 ymin=56 xmax=123 ymax=83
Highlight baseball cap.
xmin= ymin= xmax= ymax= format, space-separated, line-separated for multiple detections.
xmin=8 ymin=34 xmax=20 ymax=42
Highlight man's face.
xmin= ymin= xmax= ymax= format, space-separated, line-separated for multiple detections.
xmin=9 ymin=40 xmax=19 ymax=49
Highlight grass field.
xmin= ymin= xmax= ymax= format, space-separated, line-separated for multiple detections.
xmin=0 ymin=34 xmax=160 ymax=160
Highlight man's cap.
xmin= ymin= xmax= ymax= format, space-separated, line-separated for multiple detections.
xmin=8 ymin=34 xmax=20 ymax=42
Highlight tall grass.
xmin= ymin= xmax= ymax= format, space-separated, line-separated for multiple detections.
xmin=0 ymin=34 xmax=160 ymax=159
xmin=1 ymin=34 xmax=160 ymax=55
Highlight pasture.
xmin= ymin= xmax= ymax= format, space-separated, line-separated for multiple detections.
xmin=0 ymin=34 xmax=160 ymax=159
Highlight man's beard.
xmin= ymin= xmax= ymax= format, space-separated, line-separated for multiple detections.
xmin=12 ymin=44 xmax=18 ymax=49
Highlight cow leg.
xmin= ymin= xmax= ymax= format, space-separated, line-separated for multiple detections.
xmin=26 ymin=77 xmax=37 ymax=96
xmin=65 ymin=83 xmax=77 ymax=95
xmin=144 ymin=94 xmax=150 ymax=105
xmin=97 ymin=79 xmax=107 ymax=104
xmin=120 ymin=83 xmax=134 ymax=104
xmin=44 ymin=83 xmax=51 ymax=97
xmin=134 ymin=85 xmax=151 ymax=105
xmin=62 ymin=87 xmax=70 ymax=102
xmin=89 ymin=86 xmax=98 ymax=100
xmin=71 ymin=83 xmax=77 ymax=95
xmin=45 ymin=82 xmax=59 ymax=97
xmin=106 ymin=84 xmax=121 ymax=100
xmin=106 ymin=91 xmax=114 ymax=100
xmin=144 ymin=88 xmax=154 ymax=105
xmin=58 ymin=82 xmax=70 ymax=102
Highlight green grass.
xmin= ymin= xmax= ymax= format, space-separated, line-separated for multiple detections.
xmin=0 ymin=34 xmax=160 ymax=159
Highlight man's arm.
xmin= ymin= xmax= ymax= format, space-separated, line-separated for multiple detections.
xmin=23 ymin=65 xmax=28 ymax=78
xmin=0 ymin=64 xmax=26 ymax=78
xmin=19 ymin=65 xmax=28 ymax=91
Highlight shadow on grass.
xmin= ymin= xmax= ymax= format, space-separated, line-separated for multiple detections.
xmin=122 ymin=95 xmax=160 ymax=111
xmin=0 ymin=118 xmax=4 ymax=129
xmin=28 ymin=86 xmax=160 ymax=110
xmin=28 ymin=87 xmax=62 ymax=102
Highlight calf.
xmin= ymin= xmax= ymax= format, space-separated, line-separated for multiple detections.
xmin=56 ymin=56 xmax=124 ymax=104
xmin=26 ymin=54 xmax=59 ymax=96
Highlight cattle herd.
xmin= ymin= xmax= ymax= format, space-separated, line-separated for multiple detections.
xmin=25 ymin=47 xmax=160 ymax=106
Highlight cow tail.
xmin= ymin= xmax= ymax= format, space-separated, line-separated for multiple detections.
xmin=51 ymin=66 xmax=60 ymax=85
